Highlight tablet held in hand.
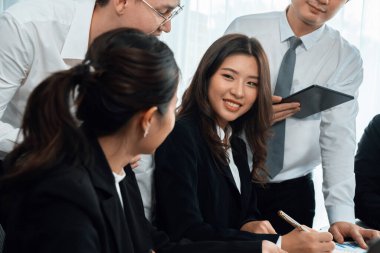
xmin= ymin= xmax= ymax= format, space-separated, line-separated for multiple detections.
xmin=281 ymin=85 xmax=354 ymax=119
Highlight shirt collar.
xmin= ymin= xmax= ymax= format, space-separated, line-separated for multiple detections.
xmin=113 ymin=170 xmax=126 ymax=184
xmin=279 ymin=7 xmax=326 ymax=51
xmin=61 ymin=0 xmax=95 ymax=60
xmin=216 ymin=125 xmax=232 ymax=143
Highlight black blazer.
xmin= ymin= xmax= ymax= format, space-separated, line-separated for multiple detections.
xmin=355 ymin=114 xmax=380 ymax=230
xmin=0 ymin=128 xmax=264 ymax=253
xmin=155 ymin=114 xmax=279 ymax=243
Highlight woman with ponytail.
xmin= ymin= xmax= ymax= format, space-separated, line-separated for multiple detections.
xmin=0 ymin=28 xmax=286 ymax=253
xmin=0 ymin=27 xmax=179 ymax=253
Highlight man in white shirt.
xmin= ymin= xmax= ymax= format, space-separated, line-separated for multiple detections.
xmin=226 ymin=0 xmax=380 ymax=248
xmin=0 ymin=0 xmax=182 ymax=159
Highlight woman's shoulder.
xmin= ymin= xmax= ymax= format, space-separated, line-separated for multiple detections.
xmin=171 ymin=113 xmax=202 ymax=139
xmin=19 ymin=164 xmax=96 ymax=208
xmin=176 ymin=113 xmax=199 ymax=129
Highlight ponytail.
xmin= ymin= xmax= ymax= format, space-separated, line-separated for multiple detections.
xmin=2 ymin=64 xmax=93 ymax=187
xmin=1 ymin=28 xmax=180 ymax=188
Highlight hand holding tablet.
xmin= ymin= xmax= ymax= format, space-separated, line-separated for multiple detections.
xmin=280 ymin=85 xmax=354 ymax=119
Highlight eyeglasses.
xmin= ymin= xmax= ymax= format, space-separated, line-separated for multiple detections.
xmin=141 ymin=0 xmax=184 ymax=28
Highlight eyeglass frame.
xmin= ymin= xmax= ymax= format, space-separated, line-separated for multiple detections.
xmin=141 ymin=0 xmax=184 ymax=28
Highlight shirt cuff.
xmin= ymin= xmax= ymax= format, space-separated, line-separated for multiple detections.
xmin=327 ymin=204 xmax=355 ymax=225
xmin=277 ymin=236 xmax=282 ymax=248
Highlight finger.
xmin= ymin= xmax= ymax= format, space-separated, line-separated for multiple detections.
xmin=130 ymin=162 xmax=140 ymax=169
xmin=330 ymin=226 xmax=344 ymax=244
xmin=272 ymin=95 xmax=283 ymax=103
xmin=130 ymin=154 xmax=141 ymax=163
xmin=359 ymin=229 xmax=380 ymax=240
xmin=351 ymin=230 xmax=368 ymax=249
xmin=273 ymin=102 xmax=300 ymax=113
xmin=272 ymin=109 xmax=300 ymax=123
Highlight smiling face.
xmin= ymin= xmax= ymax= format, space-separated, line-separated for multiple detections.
xmin=288 ymin=0 xmax=346 ymax=36
xmin=208 ymin=54 xmax=259 ymax=129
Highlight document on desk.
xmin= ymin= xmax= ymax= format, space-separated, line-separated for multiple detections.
xmin=334 ymin=242 xmax=366 ymax=253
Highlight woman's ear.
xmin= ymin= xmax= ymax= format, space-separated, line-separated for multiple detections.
xmin=113 ymin=0 xmax=129 ymax=15
xmin=141 ymin=106 xmax=158 ymax=138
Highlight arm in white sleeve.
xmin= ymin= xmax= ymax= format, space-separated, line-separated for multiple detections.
xmin=320 ymin=47 xmax=363 ymax=225
xmin=0 ymin=12 xmax=33 ymax=154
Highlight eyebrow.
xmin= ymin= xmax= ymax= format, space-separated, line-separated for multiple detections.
xmin=220 ymin=67 xmax=259 ymax=80
xmin=160 ymin=1 xmax=180 ymax=11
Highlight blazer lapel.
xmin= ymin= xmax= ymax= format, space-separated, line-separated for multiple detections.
xmin=231 ymin=136 xmax=252 ymax=205
xmin=84 ymin=131 xmax=133 ymax=253
xmin=119 ymin=167 xmax=154 ymax=253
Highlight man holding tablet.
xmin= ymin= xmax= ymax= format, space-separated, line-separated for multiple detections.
xmin=226 ymin=0 xmax=380 ymax=248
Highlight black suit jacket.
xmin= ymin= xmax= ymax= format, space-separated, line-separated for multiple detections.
xmin=155 ymin=114 xmax=279 ymax=243
xmin=0 ymin=128 xmax=264 ymax=253
xmin=355 ymin=114 xmax=380 ymax=230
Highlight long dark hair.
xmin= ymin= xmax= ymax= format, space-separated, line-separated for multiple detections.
xmin=1 ymin=28 xmax=179 ymax=187
xmin=179 ymin=33 xmax=272 ymax=182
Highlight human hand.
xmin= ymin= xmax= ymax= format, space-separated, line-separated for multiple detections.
xmin=272 ymin=95 xmax=300 ymax=124
xmin=241 ymin=220 xmax=277 ymax=234
xmin=329 ymin=221 xmax=380 ymax=249
xmin=130 ymin=154 xmax=141 ymax=169
xmin=282 ymin=226 xmax=335 ymax=253
xmin=262 ymin=240 xmax=287 ymax=253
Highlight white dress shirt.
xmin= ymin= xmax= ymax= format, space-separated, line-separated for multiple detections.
xmin=216 ymin=125 xmax=241 ymax=193
xmin=0 ymin=0 xmax=95 ymax=158
xmin=226 ymin=10 xmax=363 ymax=224
xmin=134 ymin=154 xmax=156 ymax=221
xmin=113 ymin=170 xmax=127 ymax=209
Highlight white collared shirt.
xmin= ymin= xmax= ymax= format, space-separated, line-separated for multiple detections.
xmin=226 ymin=10 xmax=362 ymax=224
xmin=216 ymin=125 xmax=241 ymax=193
xmin=0 ymin=0 xmax=95 ymax=158
xmin=113 ymin=169 xmax=127 ymax=209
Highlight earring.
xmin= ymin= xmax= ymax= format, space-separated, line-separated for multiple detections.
xmin=143 ymin=129 xmax=149 ymax=138
xmin=143 ymin=124 xmax=151 ymax=138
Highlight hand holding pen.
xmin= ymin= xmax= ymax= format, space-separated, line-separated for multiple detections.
xmin=278 ymin=210 xmax=309 ymax=232
xmin=278 ymin=210 xmax=335 ymax=253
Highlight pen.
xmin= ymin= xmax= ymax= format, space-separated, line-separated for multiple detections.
xmin=277 ymin=210 xmax=309 ymax=232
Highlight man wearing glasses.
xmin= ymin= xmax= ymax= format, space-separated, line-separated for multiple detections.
xmin=0 ymin=0 xmax=183 ymax=163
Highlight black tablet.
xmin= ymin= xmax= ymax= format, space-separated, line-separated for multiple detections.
xmin=281 ymin=85 xmax=354 ymax=119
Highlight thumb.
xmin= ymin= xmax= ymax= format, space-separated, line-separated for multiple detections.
xmin=272 ymin=95 xmax=282 ymax=103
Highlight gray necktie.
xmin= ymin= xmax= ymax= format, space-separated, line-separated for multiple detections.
xmin=266 ymin=37 xmax=302 ymax=178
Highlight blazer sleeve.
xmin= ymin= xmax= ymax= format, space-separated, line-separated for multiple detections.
xmin=149 ymin=221 xmax=263 ymax=253
xmin=154 ymin=122 xmax=278 ymax=243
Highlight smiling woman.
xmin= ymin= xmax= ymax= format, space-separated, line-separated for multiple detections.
xmin=154 ymin=33 xmax=279 ymax=248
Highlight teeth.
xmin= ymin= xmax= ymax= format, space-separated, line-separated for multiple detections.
xmin=226 ymin=101 xmax=240 ymax=108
